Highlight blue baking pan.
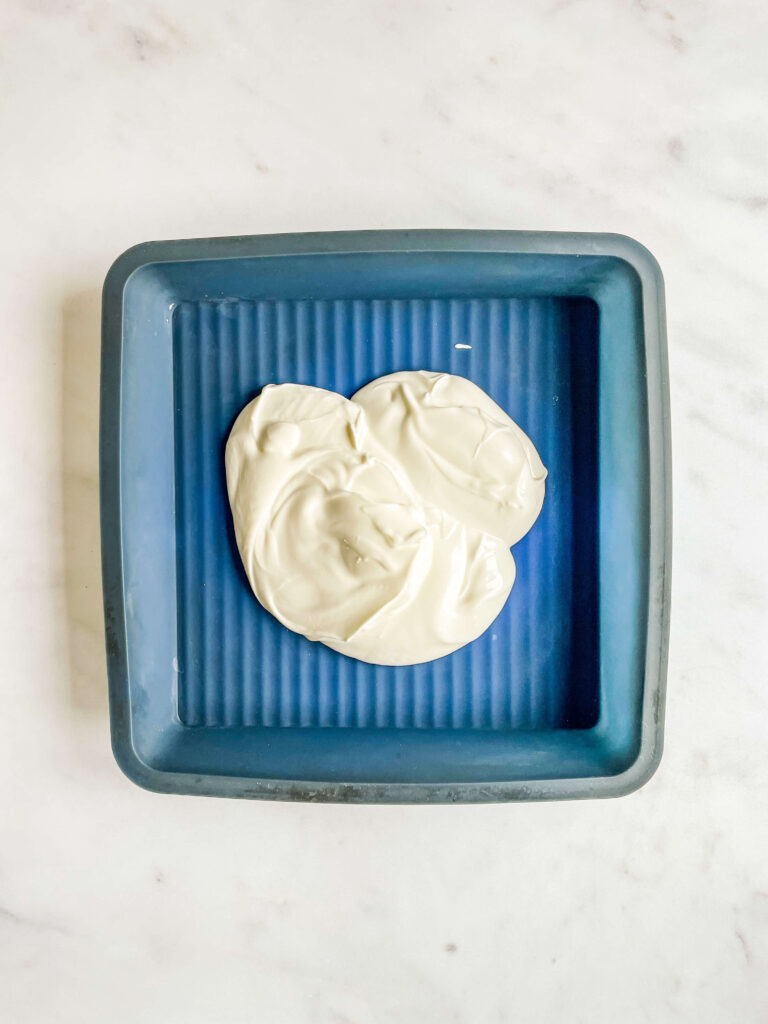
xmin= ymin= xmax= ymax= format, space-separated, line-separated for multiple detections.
xmin=100 ymin=230 xmax=670 ymax=802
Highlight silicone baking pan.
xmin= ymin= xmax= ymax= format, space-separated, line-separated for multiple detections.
xmin=100 ymin=230 xmax=671 ymax=801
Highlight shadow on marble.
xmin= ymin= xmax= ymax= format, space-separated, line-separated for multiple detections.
xmin=62 ymin=289 xmax=108 ymax=717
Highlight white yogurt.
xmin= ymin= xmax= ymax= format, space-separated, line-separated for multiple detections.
xmin=225 ymin=372 xmax=546 ymax=666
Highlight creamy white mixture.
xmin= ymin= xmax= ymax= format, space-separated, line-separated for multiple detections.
xmin=225 ymin=371 xmax=546 ymax=666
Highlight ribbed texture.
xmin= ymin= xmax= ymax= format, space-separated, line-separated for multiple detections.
xmin=173 ymin=297 xmax=598 ymax=729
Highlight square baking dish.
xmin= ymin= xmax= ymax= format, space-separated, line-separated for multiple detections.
xmin=101 ymin=230 xmax=670 ymax=802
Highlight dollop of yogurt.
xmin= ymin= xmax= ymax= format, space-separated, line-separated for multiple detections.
xmin=225 ymin=372 xmax=546 ymax=666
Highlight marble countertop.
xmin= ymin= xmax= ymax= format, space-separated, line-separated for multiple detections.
xmin=1 ymin=1 xmax=766 ymax=1021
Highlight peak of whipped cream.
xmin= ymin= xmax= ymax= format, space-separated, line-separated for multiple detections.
xmin=225 ymin=372 xmax=546 ymax=666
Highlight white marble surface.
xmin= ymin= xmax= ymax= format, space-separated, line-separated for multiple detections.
xmin=1 ymin=0 xmax=767 ymax=1020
